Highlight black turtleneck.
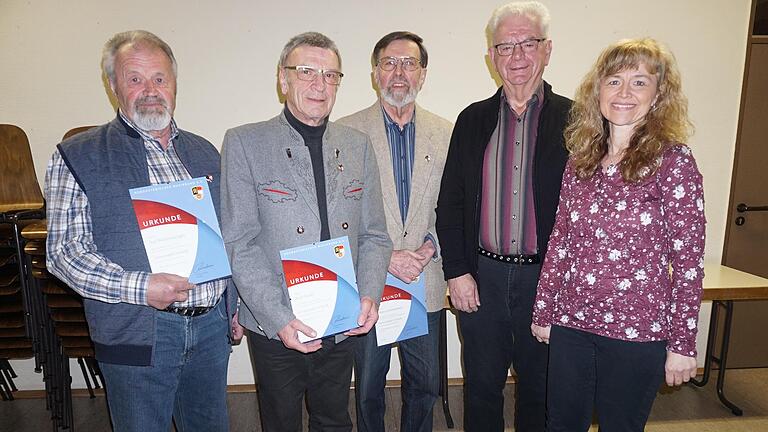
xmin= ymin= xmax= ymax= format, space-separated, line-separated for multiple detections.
xmin=284 ymin=106 xmax=331 ymax=241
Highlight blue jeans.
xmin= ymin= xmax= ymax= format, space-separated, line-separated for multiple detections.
xmin=547 ymin=325 xmax=666 ymax=432
xmin=354 ymin=311 xmax=440 ymax=432
xmin=99 ymin=300 xmax=231 ymax=432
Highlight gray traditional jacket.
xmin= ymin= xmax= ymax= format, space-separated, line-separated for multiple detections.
xmin=221 ymin=112 xmax=393 ymax=339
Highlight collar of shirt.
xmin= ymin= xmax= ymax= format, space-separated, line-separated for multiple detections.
xmin=283 ymin=104 xmax=327 ymax=143
xmin=501 ymin=82 xmax=544 ymax=117
xmin=118 ymin=110 xmax=180 ymax=151
xmin=381 ymin=104 xmax=415 ymax=132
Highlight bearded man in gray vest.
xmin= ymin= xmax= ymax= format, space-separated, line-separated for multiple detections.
xmin=45 ymin=30 xmax=241 ymax=432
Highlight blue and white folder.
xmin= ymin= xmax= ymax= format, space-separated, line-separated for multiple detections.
xmin=375 ymin=272 xmax=428 ymax=346
xmin=129 ymin=177 xmax=231 ymax=284
xmin=280 ymin=236 xmax=361 ymax=342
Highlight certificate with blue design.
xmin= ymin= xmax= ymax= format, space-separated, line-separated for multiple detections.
xmin=375 ymin=272 xmax=428 ymax=346
xmin=129 ymin=177 xmax=231 ymax=284
xmin=280 ymin=236 xmax=361 ymax=342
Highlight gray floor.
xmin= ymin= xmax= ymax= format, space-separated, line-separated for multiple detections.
xmin=2 ymin=368 xmax=768 ymax=431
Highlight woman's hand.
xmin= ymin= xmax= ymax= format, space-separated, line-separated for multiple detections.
xmin=531 ymin=324 xmax=551 ymax=344
xmin=665 ymin=351 xmax=697 ymax=386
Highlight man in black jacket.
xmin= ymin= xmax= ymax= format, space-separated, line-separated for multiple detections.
xmin=435 ymin=2 xmax=571 ymax=431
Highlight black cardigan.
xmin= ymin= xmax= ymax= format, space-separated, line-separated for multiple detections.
xmin=435 ymin=82 xmax=572 ymax=280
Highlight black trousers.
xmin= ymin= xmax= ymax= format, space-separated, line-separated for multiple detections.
xmin=546 ymin=325 xmax=666 ymax=432
xmin=458 ymin=256 xmax=548 ymax=432
xmin=247 ymin=331 xmax=356 ymax=432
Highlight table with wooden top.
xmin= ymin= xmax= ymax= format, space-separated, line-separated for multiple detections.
xmin=692 ymin=263 xmax=768 ymax=415
xmin=438 ymin=264 xmax=768 ymax=425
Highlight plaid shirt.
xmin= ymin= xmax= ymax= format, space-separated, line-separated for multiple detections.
xmin=45 ymin=112 xmax=226 ymax=307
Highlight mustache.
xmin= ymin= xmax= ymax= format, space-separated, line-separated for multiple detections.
xmin=388 ymin=78 xmax=410 ymax=88
xmin=134 ymin=96 xmax=168 ymax=109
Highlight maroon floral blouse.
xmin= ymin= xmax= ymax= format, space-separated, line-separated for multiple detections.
xmin=532 ymin=144 xmax=706 ymax=357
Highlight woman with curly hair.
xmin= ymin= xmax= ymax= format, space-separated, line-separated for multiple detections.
xmin=530 ymin=38 xmax=706 ymax=431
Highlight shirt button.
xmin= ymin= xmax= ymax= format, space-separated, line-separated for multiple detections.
xmin=513 ymin=190 xmax=518 ymax=195
xmin=297 ymin=226 xmax=304 ymax=234
xmin=342 ymin=222 xmax=349 ymax=230
xmin=514 ymin=165 xmax=519 ymax=170
xmin=515 ymin=141 xmax=520 ymax=146
xmin=512 ymin=215 xmax=517 ymax=220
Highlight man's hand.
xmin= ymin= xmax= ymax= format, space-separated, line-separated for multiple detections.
xmin=147 ymin=273 xmax=194 ymax=309
xmin=277 ymin=319 xmax=322 ymax=353
xmin=448 ymin=273 xmax=480 ymax=312
xmin=414 ymin=240 xmax=436 ymax=267
xmin=388 ymin=249 xmax=427 ymax=283
xmin=531 ymin=324 xmax=551 ymax=344
xmin=345 ymin=296 xmax=378 ymax=336
xmin=231 ymin=311 xmax=244 ymax=344
xmin=665 ymin=351 xmax=697 ymax=386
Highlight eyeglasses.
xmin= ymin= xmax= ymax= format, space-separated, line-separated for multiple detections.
xmin=493 ymin=38 xmax=547 ymax=56
xmin=377 ymin=56 xmax=422 ymax=72
xmin=283 ymin=65 xmax=344 ymax=85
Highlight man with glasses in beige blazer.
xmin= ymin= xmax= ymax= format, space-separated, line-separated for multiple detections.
xmin=338 ymin=31 xmax=452 ymax=432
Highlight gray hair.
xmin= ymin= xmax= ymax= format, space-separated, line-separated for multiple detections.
xmin=486 ymin=1 xmax=551 ymax=45
xmin=278 ymin=32 xmax=342 ymax=69
xmin=102 ymin=30 xmax=177 ymax=85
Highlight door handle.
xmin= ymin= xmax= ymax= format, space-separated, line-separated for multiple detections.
xmin=736 ymin=203 xmax=768 ymax=212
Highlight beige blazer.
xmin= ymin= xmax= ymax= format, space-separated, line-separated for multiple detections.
xmin=338 ymin=103 xmax=452 ymax=312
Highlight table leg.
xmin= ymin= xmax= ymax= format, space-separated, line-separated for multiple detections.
xmin=715 ymin=300 xmax=743 ymax=416
xmin=690 ymin=300 xmax=743 ymax=416
xmin=439 ymin=309 xmax=454 ymax=428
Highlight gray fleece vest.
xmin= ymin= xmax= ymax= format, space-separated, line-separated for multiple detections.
xmin=58 ymin=116 xmax=223 ymax=366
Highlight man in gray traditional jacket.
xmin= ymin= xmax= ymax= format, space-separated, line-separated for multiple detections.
xmin=220 ymin=32 xmax=392 ymax=432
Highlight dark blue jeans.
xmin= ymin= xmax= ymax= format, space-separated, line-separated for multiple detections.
xmin=546 ymin=325 xmax=666 ymax=432
xmin=354 ymin=311 xmax=440 ymax=432
xmin=459 ymin=256 xmax=548 ymax=432
xmin=98 ymin=300 xmax=231 ymax=432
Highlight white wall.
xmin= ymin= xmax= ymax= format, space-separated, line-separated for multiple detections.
xmin=1 ymin=0 xmax=752 ymax=390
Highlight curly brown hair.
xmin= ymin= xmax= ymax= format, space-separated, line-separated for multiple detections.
xmin=566 ymin=38 xmax=693 ymax=182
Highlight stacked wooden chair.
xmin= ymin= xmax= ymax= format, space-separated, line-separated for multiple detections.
xmin=23 ymin=227 xmax=103 ymax=430
xmin=0 ymin=224 xmax=32 ymax=400
xmin=0 ymin=125 xmax=43 ymax=400
xmin=1 ymin=123 xmax=102 ymax=430
xmin=50 ymin=126 xmax=101 ymax=398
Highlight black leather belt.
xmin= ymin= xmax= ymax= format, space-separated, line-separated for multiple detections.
xmin=478 ymin=247 xmax=540 ymax=264
xmin=162 ymin=305 xmax=214 ymax=317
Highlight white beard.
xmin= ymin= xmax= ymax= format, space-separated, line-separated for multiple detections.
xmin=132 ymin=97 xmax=172 ymax=131
xmin=380 ymin=83 xmax=418 ymax=109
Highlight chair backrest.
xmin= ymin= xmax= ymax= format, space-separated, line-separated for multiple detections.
xmin=0 ymin=124 xmax=44 ymax=213
xmin=62 ymin=126 xmax=95 ymax=140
